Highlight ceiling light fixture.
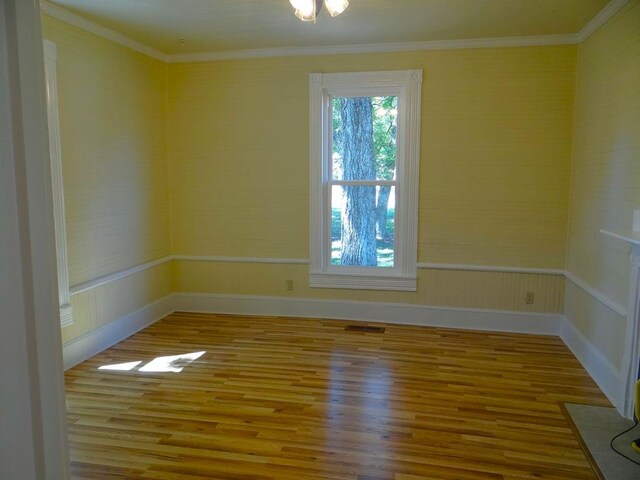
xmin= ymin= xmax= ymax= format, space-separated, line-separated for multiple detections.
xmin=290 ymin=0 xmax=349 ymax=23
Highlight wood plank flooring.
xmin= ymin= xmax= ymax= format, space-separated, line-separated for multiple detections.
xmin=65 ymin=313 xmax=610 ymax=479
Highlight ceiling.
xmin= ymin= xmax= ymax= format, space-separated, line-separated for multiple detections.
xmin=49 ymin=0 xmax=610 ymax=55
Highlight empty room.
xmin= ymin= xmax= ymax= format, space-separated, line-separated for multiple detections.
xmin=2 ymin=0 xmax=640 ymax=478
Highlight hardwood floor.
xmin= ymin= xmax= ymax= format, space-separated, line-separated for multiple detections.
xmin=65 ymin=312 xmax=609 ymax=479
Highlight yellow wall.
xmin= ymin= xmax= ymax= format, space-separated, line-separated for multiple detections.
xmin=167 ymin=46 xmax=577 ymax=312
xmin=44 ymin=14 xmax=582 ymax=339
xmin=42 ymin=16 xmax=172 ymax=343
xmin=565 ymin=0 xmax=640 ymax=369
xmin=168 ymin=48 xmax=576 ymax=267
xmin=43 ymin=16 xmax=170 ymax=286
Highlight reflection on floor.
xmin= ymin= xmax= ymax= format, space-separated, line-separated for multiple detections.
xmin=66 ymin=312 xmax=610 ymax=479
xmin=564 ymin=403 xmax=640 ymax=480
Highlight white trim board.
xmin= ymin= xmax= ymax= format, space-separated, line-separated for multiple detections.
xmin=559 ymin=316 xmax=623 ymax=409
xmin=70 ymin=255 xmax=172 ymax=296
xmin=564 ymin=271 xmax=627 ymax=317
xmin=418 ymin=263 xmax=565 ymax=276
xmin=39 ymin=0 xmax=628 ymax=63
xmin=1 ymin=0 xmax=70 ymax=474
xmin=62 ymin=295 xmax=174 ymax=370
xmin=174 ymin=255 xmax=309 ymax=265
xmin=43 ymin=39 xmax=73 ymax=328
xmin=576 ymin=0 xmax=630 ymax=43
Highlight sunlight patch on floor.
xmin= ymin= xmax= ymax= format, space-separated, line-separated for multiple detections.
xmin=98 ymin=360 xmax=142 ymax=371
xmin=98 ymin=351 xmax=205 ymax=373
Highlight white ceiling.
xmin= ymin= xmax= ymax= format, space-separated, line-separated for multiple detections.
xmin=49 ymin=0 xmax=610 ymax=55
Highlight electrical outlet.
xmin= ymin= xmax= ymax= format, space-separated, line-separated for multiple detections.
xmin=285 ymin=279 xmax=293 ymax=291
xmin=525 ymin=292 xmax=535 ymax=305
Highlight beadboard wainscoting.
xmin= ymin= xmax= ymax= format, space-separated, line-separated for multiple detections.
xmin=62 ymin=295 xmax=174 ymax=370
xmin=173 ymin=259 xmax=566 ymax=314
xmin=63 ymin=261 xmax=172 ymax=346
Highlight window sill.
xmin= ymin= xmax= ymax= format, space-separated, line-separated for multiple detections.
xmin=309 ymin=272 xmax=417 ymax=291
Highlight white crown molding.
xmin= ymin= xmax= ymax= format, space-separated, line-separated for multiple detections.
xmin=166 ymin=34 xmax=579 ymax=63
xmin=418 ymin=262 xmax=565 ymax=276
xmin=164 ymin=0 xmax=628 ymax=62
xmin=40 ymin=0 xmax=625 ymax=64
xmin=40 ymin=0 xmax=168 ymax=62
xmin=564 ymin=270 xmax=627 ymax=317
xmin=576 ymin=0 xmax=630 ymax=43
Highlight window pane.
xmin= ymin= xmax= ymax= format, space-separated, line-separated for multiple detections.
xmin=331 ymin=185 xmax=395 ymax=267
xmin=332 ymin=96 xmax=397 ymax=181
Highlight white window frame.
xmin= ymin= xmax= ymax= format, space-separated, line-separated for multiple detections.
xmin=44 ymin=40 xmax=73 ymax=327
xmin=309 ymin=70 xmax=422 ymax=291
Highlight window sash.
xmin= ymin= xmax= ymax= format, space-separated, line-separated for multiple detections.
xmin=324 ymin=182 xmax=399 ymax=272
xmin=324 ymin=94 xmax=401 ymax=272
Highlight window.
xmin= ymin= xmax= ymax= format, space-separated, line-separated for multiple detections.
xmin=309 ymin=70 xmax=422 ymax=291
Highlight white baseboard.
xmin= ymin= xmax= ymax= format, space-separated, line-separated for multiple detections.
xmin=173 ymin=292 xmax=562 ymax=335
xmin=559 ymin=316 xmax=623 ymax=410
xmin=62 ymin=295 xmax=174 ymax=370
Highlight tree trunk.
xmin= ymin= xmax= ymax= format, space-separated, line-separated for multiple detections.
xmin=338 ymin=97 xmax=377 ymax=266
xmin=375 ymin=185 xmax=391 ymax=239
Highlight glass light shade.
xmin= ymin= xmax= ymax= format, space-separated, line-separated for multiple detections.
xmin=289 ymin=0 xmax=311 ymax=9
xmin=291 ymin=0 xmax=316 ymax=21
xmin=325 ymin=0 xmax=349 ymax=16
xmin=295 ymin=7 xmax=316 ymax=22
